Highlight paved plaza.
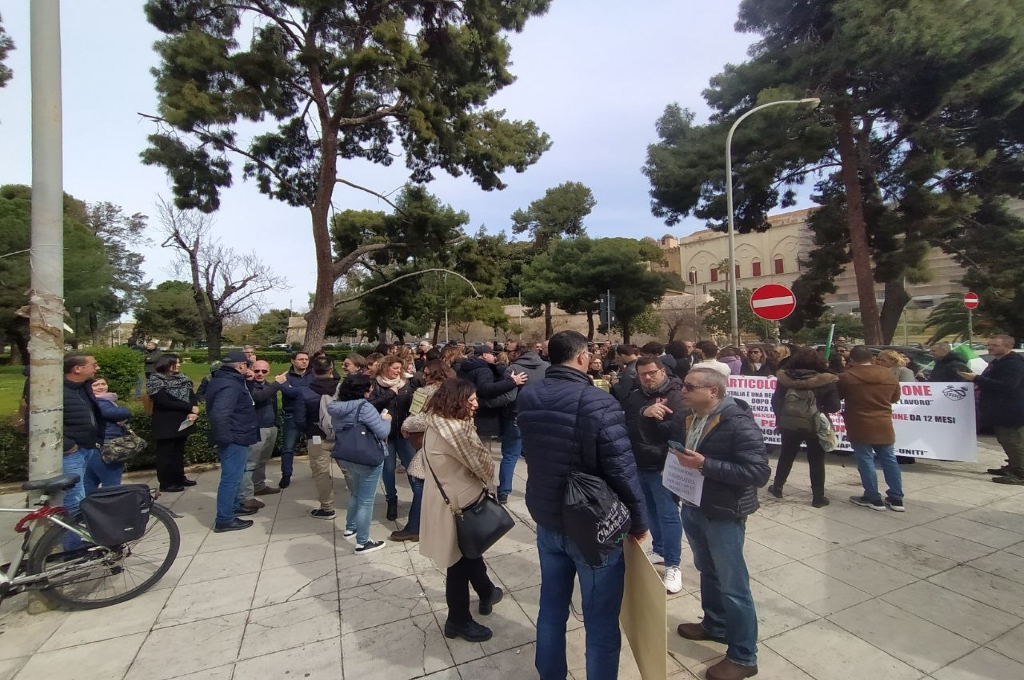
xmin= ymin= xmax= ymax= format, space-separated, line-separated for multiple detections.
xmin=2 ymin=437 xmax=1024 ymax=680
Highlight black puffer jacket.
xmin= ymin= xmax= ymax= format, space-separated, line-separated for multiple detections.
xmin=771 ymin=369 xmax=841 ymax=427
xmin=63 ymin=378 xmax=104 ymax=453
xmin=929 ymin=353 xmax=969 ymax=383
xmin=457 ymin=355 xmax=518 ymax=437
xmin=301 ymin=375 xmax=341 ymax=437
xmin=367 ymin=379 xmax=414 ymax=439
xmin=205 ymin=367 xmax=260 ymax=447
xmin=517 ymin=366 xmax=648 ymax=535
xmin=976 ymin=351 xmax=1024 ymax=428
xmin=248 ymin=380 xmax=281 ymax=428
xmin=669 ymin=397 xmax=770 ymax=519
xmin=623 ymin=376 xmax=689 ymax=471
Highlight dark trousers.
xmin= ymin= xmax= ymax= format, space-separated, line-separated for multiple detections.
xmin=446 ymin=556 xmax=496 ymax=625
xmin=774 ymin=429 xmax=826 ymax=498
xmin=156 ymin=436 xmax=188 ymax=487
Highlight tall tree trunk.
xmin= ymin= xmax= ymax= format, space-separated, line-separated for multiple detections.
xmin=204 ymin=318 xmax=224 ymax=362
xmin=431 ymin=319 xmax=441 ymax=346
xmin=621 ymin=324 xmax=632 ymax=344
xmin=586 ymin=310 xmax=595 ymax=341
xmin=305 ymin=199 xmax=334 ymax=354
xmin=879 ymin=280 xmax=911 ymax=344
xmin=835 ymin=106 xmax=882 ymax=344
xmin=543 ymin=302 xmax=553 ymax=339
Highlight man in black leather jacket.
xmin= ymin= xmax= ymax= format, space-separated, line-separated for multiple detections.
xmin=669 ymin=367 xmax=769 ymax=680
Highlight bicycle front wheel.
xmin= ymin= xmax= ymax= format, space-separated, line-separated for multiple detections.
xmin=28 ymin=503 xmax=181 ymax=610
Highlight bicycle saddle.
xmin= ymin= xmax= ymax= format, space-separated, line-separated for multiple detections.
xmin=21 ymin=473 xmax=81 ymax=493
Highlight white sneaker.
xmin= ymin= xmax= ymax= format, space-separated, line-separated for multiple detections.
xmin=663 ymin=566 xmax=683 ymax=594
xmin=645 ymin=548 xmax=665 ymax=565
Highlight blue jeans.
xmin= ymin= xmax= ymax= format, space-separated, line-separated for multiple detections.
xmin=405 ymin=471 xmax=424 ymax=534
xmin=852 ymin=443 xmax=904 ymax=501
xmin=535 ymin=524 xmax=625 ymax=680
xmin=498 ymin=419 xmax=522 ymax=497
xmin=638 ymin=469 xmax=682 ymax=568
xmin=216 ymin=443 xmax=249 ymax=525
xmin=280 ymin=415 xmax=301 ymax=477
xmin=681 ymin=505 xmax=757 ymax=667
xmin=84 ymin=450 xmax=123 ymax=495
xmin=338 ymin=460 xmax=383 ymax=545
xmin=382 ymin=437 xmax=416 ymax=501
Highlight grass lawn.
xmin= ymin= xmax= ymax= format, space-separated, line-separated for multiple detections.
xmin=0 ymin=361 xmax=294 ymax=417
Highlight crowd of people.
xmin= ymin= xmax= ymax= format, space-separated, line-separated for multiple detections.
xmin=51 ymin=329 xmax=1024 ymax=680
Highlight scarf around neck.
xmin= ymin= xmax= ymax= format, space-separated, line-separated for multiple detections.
xmin=147 ymin=372 xmax=193 ymax=403
xmin=377 ymin=374 xmax=406 ymax=390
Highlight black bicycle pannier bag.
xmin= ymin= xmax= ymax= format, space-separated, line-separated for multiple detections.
xmin=79 ymin=484 xmax=153 ymax=546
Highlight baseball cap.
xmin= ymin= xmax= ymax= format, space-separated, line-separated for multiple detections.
xmin=222 ymin=350 xmax=249 ymax=364
xmin=473 ymin=344 xmax=494 ymax=356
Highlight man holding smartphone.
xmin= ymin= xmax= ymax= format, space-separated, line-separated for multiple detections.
xmin=669 ymin=367 xmax=770 ymax=680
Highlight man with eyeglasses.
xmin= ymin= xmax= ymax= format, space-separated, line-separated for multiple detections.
xmin=242 ymin=345 xmax=257 ymax=363
xmin=623 ymin=356 xmax=688 ymax=593
xmin=62 ymin=353 xmax=107 ymax=523
xmin=239 ymin=360 xmax=282 ymax=508
xmin=670 ymin=367 xmax=770 ymax=680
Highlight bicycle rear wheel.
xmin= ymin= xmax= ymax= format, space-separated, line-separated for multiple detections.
xmin=28 ymin=503 xmax=180 ymax=610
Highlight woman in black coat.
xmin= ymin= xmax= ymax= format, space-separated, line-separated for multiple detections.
xmin=768 ymin=347 xmax=841 ymax=508
xmin=147 ymin=354 xmax=199 ymax=492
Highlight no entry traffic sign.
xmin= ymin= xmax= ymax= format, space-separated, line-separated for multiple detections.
xmin=750 ymin=283 xmax=797 ymax=321
xmin=964 ymin=292 xmax=979 ymax=310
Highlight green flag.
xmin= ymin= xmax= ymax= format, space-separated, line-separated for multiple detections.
xmin=823 ymin=324 xmax=836 ymax=360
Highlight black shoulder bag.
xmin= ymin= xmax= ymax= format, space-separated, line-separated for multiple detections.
xmin=425 ymin=440 xmax=513 ymax=560
xmin=561 ymin=390 xmax=632 ymax=566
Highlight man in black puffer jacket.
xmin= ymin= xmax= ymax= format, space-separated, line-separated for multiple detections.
xmin=62 ymin=353 xmax=106 ymax=521
xmin=298 ymin=356 xmax=341 ymax=519
xmin=205 ymin=351 xmax=260 ymax=533
xmin=623 ymin=355 xmax=689 ymax=594
xmin=517 ymin=331 xmax=647 ymax=680
xmin=456 ymin=345 xmax=526 ymax=438
xmin=668 ymin=366 xmax=769 ymax=680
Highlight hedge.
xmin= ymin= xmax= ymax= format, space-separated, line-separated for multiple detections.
xmin=0 ymin=403 xmax=306 ymax=483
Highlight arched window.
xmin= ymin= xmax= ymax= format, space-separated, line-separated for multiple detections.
xmin=752 ymin=259 xmax=762 ymax=277
xmin=774 ymin=257 xmax=785 ymax=274
xmin=710 ymin=268 xmax=719 ymax=282
xmin=735 ymin=264 xmax=741 ymax=279
xmin=688 ymin=269 xmax=698 ymax=284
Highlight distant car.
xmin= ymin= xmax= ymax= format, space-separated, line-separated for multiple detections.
xmin=270 ymin=343 xmax=290 ymax=350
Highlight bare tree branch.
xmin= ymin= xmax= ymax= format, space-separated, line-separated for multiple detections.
xmin=334 ymin=268 xmax=482 ymax=305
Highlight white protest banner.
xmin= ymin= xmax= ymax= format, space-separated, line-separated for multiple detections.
xmin=662 ymin=454 xmax=705 ymax=505
xmin=727 ymin=377 xmax=977 ymax=462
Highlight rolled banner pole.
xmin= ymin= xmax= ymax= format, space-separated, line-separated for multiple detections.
xmin=823 ymin=323 xmax=836 ymax=360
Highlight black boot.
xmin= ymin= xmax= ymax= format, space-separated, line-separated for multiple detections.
xmin=386 ymin=497 xmax=398 ymax=521
xmin=444 ymin=619 xmax=492 ymax=642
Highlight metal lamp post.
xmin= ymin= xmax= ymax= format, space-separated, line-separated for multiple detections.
xmin=689 ymin=267 xmax=699 ymax=340
xmin=725 ymin=97 xmax=821 ymax=348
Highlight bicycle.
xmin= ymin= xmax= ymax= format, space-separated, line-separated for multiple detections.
xmin=0 ymin=473 xmax=180 ymax=610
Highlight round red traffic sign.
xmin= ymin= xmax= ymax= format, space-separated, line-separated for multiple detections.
xmin=964 ymin=292 xmax=979 ymax=310
xmin=750 ymin=283 xmax=797 ymax=321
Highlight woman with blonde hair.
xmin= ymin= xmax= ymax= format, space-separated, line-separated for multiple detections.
xmin=369 ymin=355 xmax=415 ymax=521
xmin=876 ymin=350 xmax=915 ymax=382
xmin=770 ymin=345 xmax=791 ymax=373
xmin=420 ymin=378 xmax=503 ymax=642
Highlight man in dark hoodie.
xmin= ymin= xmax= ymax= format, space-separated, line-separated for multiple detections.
xmin=297 ymin=356 xmax=341 ymax=519
xmin=206 ymin=351 xmax=261 ymax=532
xmin=670 ymin=366 xmax=769 ymax=680
xmin=274 ymin=351 xmax=313 ymax=488
xmin=62 ymin=353 xmax=106 ymax=520
xmin=610 ymin=343 xmax=640 ymax=404
xmin=498 ymin=342 xmax=549 ymax=504
xmin=927 ymin=342 xmax=969 ymax=383
xmin=624 ymin=355 xmax=688 ymax=594
xmin=839 ymin=346 xmax=904 ymax=511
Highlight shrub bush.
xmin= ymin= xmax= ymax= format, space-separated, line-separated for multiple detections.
xmin=91 ymin=347 xmax=145 ymax=397
xmin=0 ymin=402 xmax=306 ymax=483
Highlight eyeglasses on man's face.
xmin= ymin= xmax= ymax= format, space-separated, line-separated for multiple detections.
xmin=682 ymin=382 xmax=710 ymax=392
xmin=253 ymin=369 xmax=269 ymax=374
xmin=638 ymin=369 xmax=663 ymax=379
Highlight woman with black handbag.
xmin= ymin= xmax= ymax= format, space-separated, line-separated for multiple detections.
xmin=420 ymin=378 xmax=507 ymax=643
xmin=148 ymin=354 xmax=199 ymax=492
xmin=88 ymin=375 xmax=129 ymax=492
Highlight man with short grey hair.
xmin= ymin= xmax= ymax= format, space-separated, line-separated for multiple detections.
xmin=670 ymin=366 xmax=769 ymax=680
xmin=959 ymin=335 xmax=1024 ymax=483
xmin=242 ymin=360 xmax=281 ymax=507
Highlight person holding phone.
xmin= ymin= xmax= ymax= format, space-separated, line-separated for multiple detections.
xmin=669 ymin=367 xmax=770 ymax=680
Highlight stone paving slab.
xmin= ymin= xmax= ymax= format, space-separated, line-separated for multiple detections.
xmin=0 ymin=436 xmax=1023 ymax=679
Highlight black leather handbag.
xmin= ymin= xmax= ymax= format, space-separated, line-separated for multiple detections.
xmin=425 ymin=455 xmax=513 ymax=560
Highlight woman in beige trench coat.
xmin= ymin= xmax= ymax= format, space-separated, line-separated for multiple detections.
xmin=419 ymin=378 xmax=504 ymax=643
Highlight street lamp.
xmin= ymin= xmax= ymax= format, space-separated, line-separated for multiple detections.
xmin=689 ymin=267 xmax=699 ymax=340
xmin=725 ymin=97 xmax=821 ymax=348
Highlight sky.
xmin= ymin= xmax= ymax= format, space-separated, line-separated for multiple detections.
xmin=0 ymin=1 xmax=758 ymax=314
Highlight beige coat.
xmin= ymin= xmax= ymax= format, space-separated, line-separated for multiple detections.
xmin=419 ymin=423 xmax=495 ymax=569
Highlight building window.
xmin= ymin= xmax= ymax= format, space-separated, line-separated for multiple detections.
xmin=710 ymin=268 xmax=719 ymax=282
xmin=752 ymin=261 xmax=762 ymax=277
xmin=688 ymin=270 xmax=698 ymax=284
xmin=774 ymin=257 xmax=785 ymax=274
xmin=735 ymin=264 xmax=741 ymax=280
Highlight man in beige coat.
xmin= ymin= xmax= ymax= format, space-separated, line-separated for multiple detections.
xmin=838 ymin=346 xmax=905 ymax=512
